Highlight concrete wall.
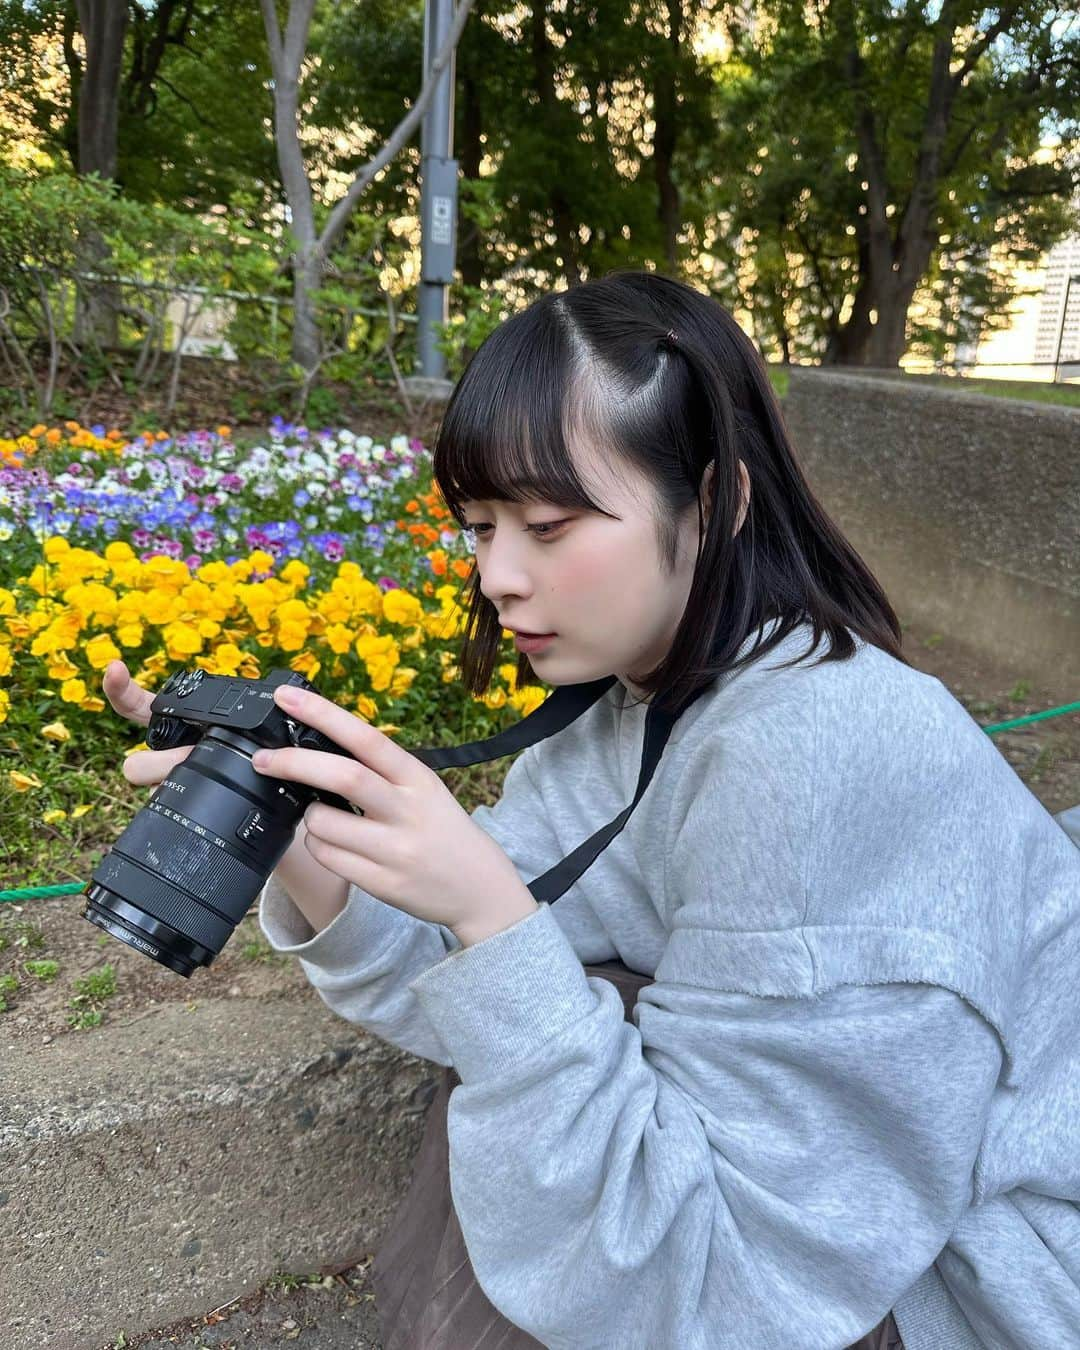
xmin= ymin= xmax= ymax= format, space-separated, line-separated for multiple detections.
xmin=1 ymin=996 xmax=434 ymax=1350
xmin=782 ymin=368 xmax=1080 ymax=692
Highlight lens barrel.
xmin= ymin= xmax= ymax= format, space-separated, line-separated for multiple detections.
xmin=84 ymin=729 xmax=311 ymax=977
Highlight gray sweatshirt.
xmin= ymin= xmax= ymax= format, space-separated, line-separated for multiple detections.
xmin=260 ymin=618 xmax=1080 ymax=1349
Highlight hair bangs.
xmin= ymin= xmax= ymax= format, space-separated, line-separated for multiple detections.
xmin=432 ymin=301 xmax=622 ymax=528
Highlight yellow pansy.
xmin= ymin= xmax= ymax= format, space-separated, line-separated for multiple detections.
xmin=247 ymin=549 xmax=275 ymax=573
xmin=43 ymin=535 xmax=71 ymax=562
xmin=277 ymin=622 xmax=308 ymax=651
xmin=41 ymin=720 xmax=71 ymax=742
xmin=196 ymin=560 xmax=232 ymax=585
xmin=71 ymin=804 xmax=93 ymax=819
xmin=60 ymin=678 xmax=87 ymax=702
xmin=9 ymin=770 xmax=43 ymax=791
xmin=0 ymin=646 xmax=11 ymax=678
xmin=280 ymin=560 xmax=310 ymax=586
xmin=205 ymin=642 xmax=244 ymax=675
xmin=0 ymin=587 xmax=15 ymax=615
xmin=390 ymin=666 xmax=418 ymax=697
xmin=79 ymin=695 xmax=106 ymax=713
xmin=162 ymin=620 xmax=203 ymax=655
xmin=47 ymin=653 xmax=79 ymax=680
xmin=116 ymin=622 xmax=145 ymax=647
xmin=84 ymin=633 xmax=122 ymax=669
xmin=0 ymin=688 xmax=9 ymax=722
xmin=290 ymin=650 xmax=321 ymax=679
xmin=104 ymin=541 xmax=135 ymax=563
xmin=324 ymin=623 xmax=354 ymax=655
xmin=42 ymin=809 xmax=68 ymax=825
xmin=382 ymin=589 xmax=424 ymax=626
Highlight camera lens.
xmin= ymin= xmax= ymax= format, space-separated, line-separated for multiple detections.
xmin=84 ymin=728 xmax=312 ymax=977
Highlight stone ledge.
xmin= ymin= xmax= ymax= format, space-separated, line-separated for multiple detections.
xmin=1 ymin=994 xmax=435 ymax=1350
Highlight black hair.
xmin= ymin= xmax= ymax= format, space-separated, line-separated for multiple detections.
xmin=432 ymin=269 xmax=910 ymax=715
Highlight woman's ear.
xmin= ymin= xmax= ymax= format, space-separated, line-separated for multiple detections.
xmin=733 ymin=459 xmax=750 ymax=537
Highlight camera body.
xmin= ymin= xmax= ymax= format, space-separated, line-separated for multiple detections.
xmin=145 ymin=667 xmax=355 ymax=812
xmin=84 ymin=668 xmax=361 ymax=977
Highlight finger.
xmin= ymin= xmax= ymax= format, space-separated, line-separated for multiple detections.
xmin=271 ymin=684 xmax=417 ymax=788
xmin=251 ymin=745 xmax=395 ymax=816
xmin=302 ymin=831 xmax=386 ymax=899
xmin=305 ymin=800 xmax=386 ymax=852
xmin=123 ymin=744 xmax=194 ymax=787
xmin=102 ymin=660 xmax=155 ymax=726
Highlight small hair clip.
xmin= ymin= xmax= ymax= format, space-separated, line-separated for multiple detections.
xmin=666 ymin=329 xmax=679 ymax=343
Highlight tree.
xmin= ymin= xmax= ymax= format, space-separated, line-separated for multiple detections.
xmin=711 ymin=0 xmax=1080 ymax=366
xmin=259 ymin=0 xmax=479 ymax=374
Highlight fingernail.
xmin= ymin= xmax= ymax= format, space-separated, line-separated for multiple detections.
xmin=277 ymin=685 xmax=302 ymax=706
xmin=252 ymin=750 xmax=271 ymax=769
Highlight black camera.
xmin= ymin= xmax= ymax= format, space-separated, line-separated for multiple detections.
xmin=83 ymin=668 xmax=362 ymax=978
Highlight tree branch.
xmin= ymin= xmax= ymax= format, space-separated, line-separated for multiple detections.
xmin=318 ymin=0 xmax=479 ymax=260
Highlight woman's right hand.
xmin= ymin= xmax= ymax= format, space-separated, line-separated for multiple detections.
xmin=102 ymin=659 xmax=195 ymax=787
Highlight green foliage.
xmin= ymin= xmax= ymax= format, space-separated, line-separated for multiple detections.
xmin=74 ymin=965 xmax=117 ymax=1001
xmin=705 ymin=1 xmax=1080 ymax=363
xmin=436 ymin=284 xmax=511 ymax=379
xmin=23 ymin=958 xmax=59 ymax=982
xmin=66 ymin=963 xmax=117 ymax=1029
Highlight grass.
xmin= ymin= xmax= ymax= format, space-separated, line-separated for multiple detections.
xmin=23 ymin=958 xmax=59 ymax=981
xmin=888 ymin=370 xmax=1080 ymax=409
xmin=66 ymin=962 xmax=117 ymax=1029
xmin=0 ymin=970 xmax=17 ymax=1012
xmin=773 ymin=363 xmax=1080 ymax=409
xmin=240 ymin=936 xmax=288 ymax=967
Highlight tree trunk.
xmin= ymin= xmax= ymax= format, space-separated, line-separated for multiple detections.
xmin=531 ymin=0 xmax=579 ymax=285
xmin=72 ymin=0 xmax=128 ymax=349
xmin=458 ymin=51 xmax=485 ymax=291
xmin=291 ymin=251 xmax=323 ymax=375
xmin=652 ymin=0 xmax=683 ymax=273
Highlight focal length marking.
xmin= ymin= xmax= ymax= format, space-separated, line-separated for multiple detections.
xmin=148 ymin=799 xmax=231 ymax=851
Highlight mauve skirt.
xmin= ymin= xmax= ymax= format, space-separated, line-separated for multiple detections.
xmin=372 ymin=959 xmax=905 ymax=1350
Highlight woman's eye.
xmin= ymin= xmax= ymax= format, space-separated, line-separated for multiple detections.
xmin=466 ymin=520 xmax=568 ymax=542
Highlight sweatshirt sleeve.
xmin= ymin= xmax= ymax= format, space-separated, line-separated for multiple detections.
xmin=257 ymin=742 xmax=565 ymax=1065
xmin=406 ymin=904 xmax=1003 ymax=1349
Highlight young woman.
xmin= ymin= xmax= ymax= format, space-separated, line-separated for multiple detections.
xmin=106 ymin=272 xmax=1080 ymax=1349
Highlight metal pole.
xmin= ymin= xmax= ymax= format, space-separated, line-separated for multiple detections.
xmin=1052 ymin=273 xmax=1078 ymax=384
xmin=412 ymin=0 xmax=459 ymax=394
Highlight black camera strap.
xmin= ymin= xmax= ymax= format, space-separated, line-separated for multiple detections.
xmin=405 ymin=667 xmax=715 ymax=907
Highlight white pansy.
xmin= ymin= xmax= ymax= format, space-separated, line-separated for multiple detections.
xmin=307 ymin=482 xmax=326 ymax=498
xmin=0 ymin=520 xmax=12 ymax=541
xmin=390 ymin=435 xmax=408 ymax=454
xmin=372 ymin=446 xmax=386 ymax=461
xmin=325 ymin=506 xmax=342 ymax=521
xmin=338 ymin=429 xmax=356 ymax=445
xmin=357 ymin=436 xmax=373 ymax=451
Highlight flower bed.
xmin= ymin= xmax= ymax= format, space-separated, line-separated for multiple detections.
xmin=0 ymin=421 xmax=546 ymax=858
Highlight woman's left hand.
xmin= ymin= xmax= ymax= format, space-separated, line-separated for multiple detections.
xmin=251 ymin=683 xmax=539 ymax=947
